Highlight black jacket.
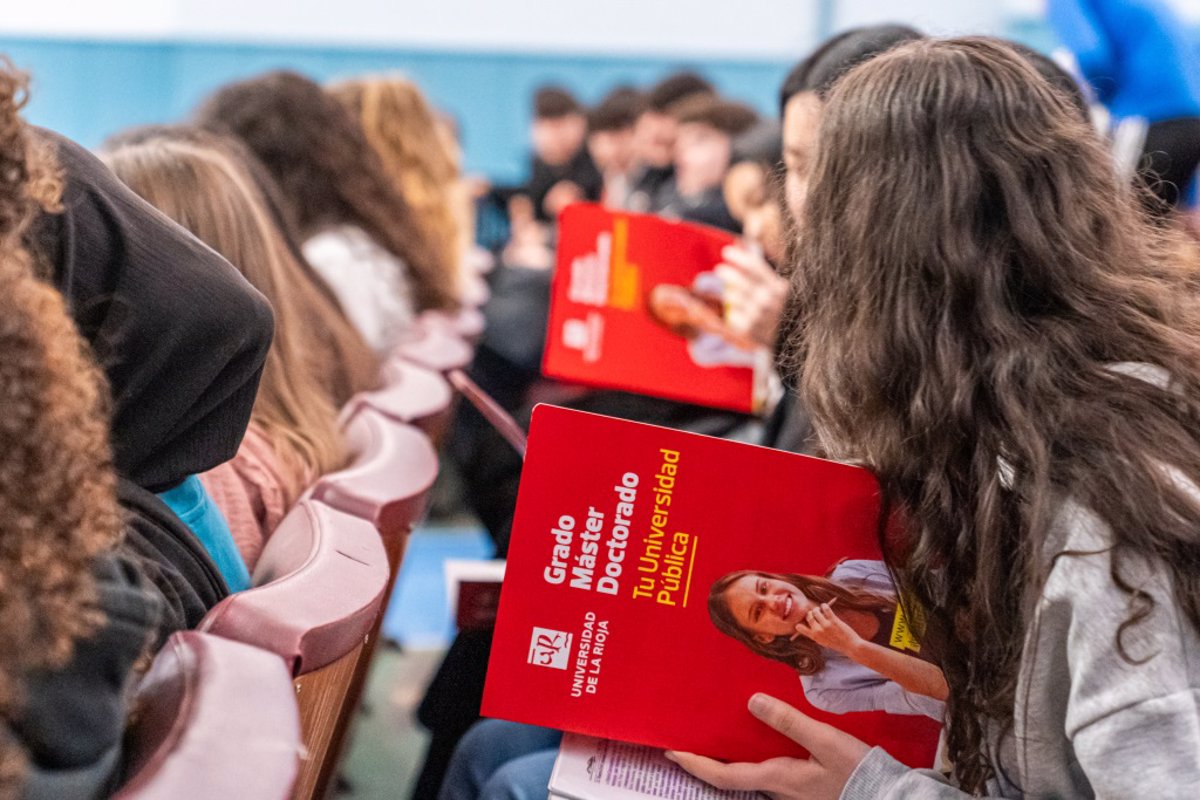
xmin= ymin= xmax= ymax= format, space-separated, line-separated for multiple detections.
xmin=25 ymin=131 xmax=271 ymax=630
xmin=13 ymin=553 xmax=164 ymax=800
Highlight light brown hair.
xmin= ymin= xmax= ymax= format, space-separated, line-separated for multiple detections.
xmin=101 ymin=124 xmax=381 ymax=405
xmin=330 ymin=76 xmax=465 ymax=298
xmin=789 ymin=37 xmax=1200 ymax=790
xmin=104 ymin=136 xmax=348 ymax=502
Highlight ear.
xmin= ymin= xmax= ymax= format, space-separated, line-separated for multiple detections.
xmin=752 ymin=632 xmax=773 ymax=644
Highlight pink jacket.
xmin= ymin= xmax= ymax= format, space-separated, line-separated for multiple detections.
xmin=200 ymin=426 xmax=292 ymax=572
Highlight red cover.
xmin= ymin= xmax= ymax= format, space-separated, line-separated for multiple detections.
xmin=457 ymin=580 xmax=503 ymax=631
xmin=543 ymin=204 xmax=768 ymax=414
xmin=483 ymin=406 xmax=943 ymax=767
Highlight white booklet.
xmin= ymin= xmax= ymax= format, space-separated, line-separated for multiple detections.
xmin=548 ymin=733 xmax=763 ymax=800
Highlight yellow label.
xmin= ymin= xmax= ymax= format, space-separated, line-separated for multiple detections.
xmin=890 ymin=596 xmax=928 ymax=653
xmin=608 ymin=218 xmax=640 ymax=310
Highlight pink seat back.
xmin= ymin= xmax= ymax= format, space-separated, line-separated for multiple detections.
xmin=389 ymin=325 xmax=473 ymax=374
xmin=114 ymin=631 xmax=300 ymax=800
xmin=199 ymin=500 xmax=388 ymax=676
xmin=419 ymin=307 xmax=486 ymax=341
xmin=347 ymin=361 xmax=452 ymax=433
xmin=310 ymin=409 xmax=438 ymax=564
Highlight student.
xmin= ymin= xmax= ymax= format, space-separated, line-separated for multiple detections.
xmin=1048 ymin=0 xmax=1200 ymax=210
xmin=434 ymin=32 xmax=920 ymax=799
xmin=657 ymin=94 xmax=759 ymax=231
xmin=669 ymin=37 xmax=1200 ymax=799
xmin=0 ymin=73 xmax=164 ymax=798
xmin=104 ymin=133 xmax=348 ymax=569
xmin=626 ymin=71 xmax=714 ymax=213
xmin=0 ymin=244 xmax=164 ymax=800
xmin=523 ymin=86 xmax=602 ymax=222
xmin=329 ymin=75 xmax=471 ymax=303
xmin=103 ymin=123 xmax=380 ymax=407
xmin=730 ymin=25 xmax=924 ymax=457
xmin=586 ymin=86 xmax=643 ymax=208
xmin=196 ymin=70 xmax=456 ymax=354
xmin=721 ymin=122 xmax=785 ymax=266
xmin=24 ymin=121 xmax=273 ymax=610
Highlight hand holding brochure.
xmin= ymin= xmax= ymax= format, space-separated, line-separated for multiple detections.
xmin=550 ymin=734 xmax=761 ymax=800
xmin=483 ymin=406 xmax=943 ymax=767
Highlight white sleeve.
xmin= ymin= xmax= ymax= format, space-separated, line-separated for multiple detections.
xmin=303 ymin=232 xmax=394 ymax=353
xmin=828 ymin=560 xmax=897 ymax=597
xmin=802 ymin=671 xmax=944 ymax=719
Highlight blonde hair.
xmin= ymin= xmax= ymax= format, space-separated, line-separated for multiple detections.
xmin=104 ymin=136 xmax=347 ymax=501
xmin=330 ymin=75 xmax=465 ymax=295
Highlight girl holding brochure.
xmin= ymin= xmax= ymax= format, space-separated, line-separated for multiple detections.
xmin=668 ymin=37 xmax=1200 ymax=799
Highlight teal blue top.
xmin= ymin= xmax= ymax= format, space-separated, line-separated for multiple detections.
xmin=157 ymin=475 xmax=251 ymax=592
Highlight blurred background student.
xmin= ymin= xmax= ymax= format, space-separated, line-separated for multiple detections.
xmin=196 ymin=71 xmax=457 ymax=354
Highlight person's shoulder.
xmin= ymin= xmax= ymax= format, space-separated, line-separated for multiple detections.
xmin=830 ymin=559 xmax=890 ymax=581
xmin=1040 ymin=497 xmax=1192 ymax=663
xmin=305 ymin=225 xmax=395 ymax=265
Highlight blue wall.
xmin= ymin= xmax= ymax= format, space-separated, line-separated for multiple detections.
xmin=0 ymin=36 xmax=792 ymax=184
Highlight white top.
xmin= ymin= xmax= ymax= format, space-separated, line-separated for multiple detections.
xmin=303 ymin=224 xmax=415 ymax=354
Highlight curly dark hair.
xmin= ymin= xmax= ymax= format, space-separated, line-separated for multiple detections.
xmin=0 ymin=62 xmax=121 ymax=797
xmin=790 ymin=37 xmax=1200 ymax=791
xmin=194 ymin=70 xmax=456 ymax=311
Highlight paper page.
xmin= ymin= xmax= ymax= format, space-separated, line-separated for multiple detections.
xmin=549 ymin=733 xmax=761 ymax=800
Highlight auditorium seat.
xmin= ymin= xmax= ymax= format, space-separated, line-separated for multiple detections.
xmin=114 ymin=631 xmax=300 ymax=800
xmin=198 ymin=500 xmax=389 ymax=800
xmin=389 ymin=323 xmax=474 ymax=374
xmin=312 ymin=407 xmax=438 ymax=580
xmin=350 ymin=360 xmax=454 ymax=439
xmin=420 ymin=306 xmax=486 ymax=342
xmin=307 ymin=409 xmax=440 ymax=781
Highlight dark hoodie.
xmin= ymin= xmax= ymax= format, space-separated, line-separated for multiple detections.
xmin=12 ymin=553 xmax=164 ymax=800
xmin=26 ymin=130 xmax=274 ymax=629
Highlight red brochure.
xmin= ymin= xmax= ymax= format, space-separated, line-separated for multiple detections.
xmin=483 ymin=406 xmax=943 ymax=767
xmin=543 ymin=204 xmax=771 ymax=415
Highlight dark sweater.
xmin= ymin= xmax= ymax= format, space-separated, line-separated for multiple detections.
xmin=13 ymin=553 xmax=164 ymax=800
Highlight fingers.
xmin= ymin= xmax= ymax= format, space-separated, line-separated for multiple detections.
xmin=664 ymin=752 xmax=767 ymax=792
xmin=665 ymin=751 xmax=813 ymax=794
xmin=748 ymin=695 xmax=844 ymax=762
xmin=806 ymin=603 xmax=831 ymax=628
xmin=748 ymin=693 xmax=864 ymax=766
xmin=721 ymin=244 xmax=775 ymax=277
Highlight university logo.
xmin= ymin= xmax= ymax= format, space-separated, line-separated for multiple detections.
xmin=527 ymin=627 xmax=573 ymax=670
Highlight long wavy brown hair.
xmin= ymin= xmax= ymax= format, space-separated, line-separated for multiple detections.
xmin=788 ymin=37 xmax=1200 ymax=791
xmin=708 ymin=570 xmax=893 ymax=675
xmin=0 ymin=62 xmax=121 ymax=797
xmin=195 ymin=70 xmax=457 ymax=311
xmin=329 ymin=75 xmax=465 ymax=297
xmin=103 ymin=134 xmax=348 ymax=502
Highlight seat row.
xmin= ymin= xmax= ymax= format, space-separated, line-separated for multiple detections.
xmin=115 ymin=308 xmax=481 ymax=799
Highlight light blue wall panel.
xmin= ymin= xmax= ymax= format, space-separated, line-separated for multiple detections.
xmin=0 ymin=36 xmax=791 ymax=183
